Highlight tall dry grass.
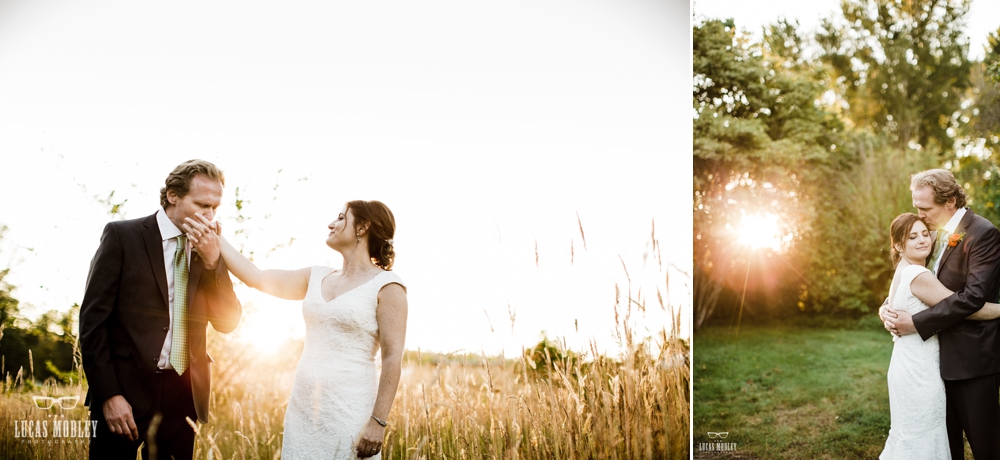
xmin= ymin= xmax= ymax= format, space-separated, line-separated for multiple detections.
xmin=383 ymin=332 xmax=688 ymax=459
xmin=1 ymin=238 xmax=688 ymax=459
xmin=2 ymin=326 xmax=687 ymax=459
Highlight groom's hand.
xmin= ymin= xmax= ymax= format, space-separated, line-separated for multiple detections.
xmin=887 ymin=310 xmax=917 ymax=336
xmin=183 ymin=215 xmax=221 ymax=270
xmin=102 ymin=395 xmax=138 ymax=442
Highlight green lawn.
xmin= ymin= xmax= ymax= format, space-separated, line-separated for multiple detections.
xmin=693 ymin=322 xmax=895 ymax=459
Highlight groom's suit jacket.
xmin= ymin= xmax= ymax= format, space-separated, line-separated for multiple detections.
xmin=913 ymin=208 xmax=1000 ymax=380
xmin=80 ymin=212 xmax=241 ymax=423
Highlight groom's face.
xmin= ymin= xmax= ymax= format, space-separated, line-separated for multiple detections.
xmin=912 ymin=185 xmax=954 ymax=230
xmin=165 ymin=174 xmax=224 ymax=230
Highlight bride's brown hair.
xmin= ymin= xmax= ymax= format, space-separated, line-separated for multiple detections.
xmin=890 ymin=213 xmax=929 ymax=267
xmin=346 ymin=200 xmax=396 ymax=270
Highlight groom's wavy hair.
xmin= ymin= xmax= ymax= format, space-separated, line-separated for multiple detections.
xmin=160 ymin=159 xmax=226 ymax=209
xmin=346 ymin=200 xmax=396 ymax=270
xmin=890 ymin=213 xmax=929 ymax=267
xmin=910 ymin=169 xmax=967 ymax=208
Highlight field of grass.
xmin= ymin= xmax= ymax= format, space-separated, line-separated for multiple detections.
xmin=1 ymin=311 xmax=688 ymax=459
xmin=693 ymin=321 xmax=900 ymax=459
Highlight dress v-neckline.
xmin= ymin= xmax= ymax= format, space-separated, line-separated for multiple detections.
xmin=319 ymin=269 xmax=384 ymax=304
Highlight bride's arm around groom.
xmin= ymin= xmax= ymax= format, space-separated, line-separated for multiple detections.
xmin=908 ymin=274 xmax=1000 ymax=321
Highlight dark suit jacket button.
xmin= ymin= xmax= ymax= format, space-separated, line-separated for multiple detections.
xmin=163 ymin=326 xmax=169 ymax=332
xmin=152 ymin=357 xmax=158 ymax=362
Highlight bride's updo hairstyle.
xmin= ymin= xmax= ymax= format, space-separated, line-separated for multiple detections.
xmin=890 ymin=213 xmax=927 ymax=267
xmin=347 ymin=200 xmax=396 ymax=270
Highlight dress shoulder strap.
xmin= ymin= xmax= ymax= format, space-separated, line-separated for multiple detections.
xmin=373 ymin=270 xmax=406 ymax=293
xmin=902 ymin=263 xmax=931 ymax=286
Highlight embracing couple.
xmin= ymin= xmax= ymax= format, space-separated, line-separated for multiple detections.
xmin=80 ymin=159 xmax=405 ymax=459
xmin=879 ymin=169 xmax=1000 ymax=459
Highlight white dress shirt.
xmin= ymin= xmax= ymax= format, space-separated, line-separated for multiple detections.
xmin=155 ymin=208 xmax=191 ymax=370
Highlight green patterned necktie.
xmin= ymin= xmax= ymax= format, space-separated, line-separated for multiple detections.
xmin=170 ymin=234 xmax=189 ymax=375
xmin=928 ymin=230 xmax=949 ymax=275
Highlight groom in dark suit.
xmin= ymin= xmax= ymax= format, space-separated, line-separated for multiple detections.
xmin=884 ymin=169 xmax=1000 ymax=459
xmin=80 ymin=159 xmax=242 ymax=460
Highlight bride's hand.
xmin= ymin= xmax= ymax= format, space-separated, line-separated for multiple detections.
xmin=355 ymin=419 xmax=386 ymax=458
xmin=879 ymin=305 xmax=899 ymax=334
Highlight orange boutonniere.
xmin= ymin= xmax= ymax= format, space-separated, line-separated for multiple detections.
xmin=948 ymin=232 xmax=965 ymax=247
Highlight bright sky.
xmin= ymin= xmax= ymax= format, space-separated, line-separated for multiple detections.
xmin=0 ymin=0 xmax=689 ymax=358
xmin=694 ymin=0 xmax=1000 ymax=60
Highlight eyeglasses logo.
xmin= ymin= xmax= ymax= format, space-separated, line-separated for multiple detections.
xmin=32 ymin=396 xmax=80 ymax=410
xmin=698 ymin=431 xmax=737 ymax=453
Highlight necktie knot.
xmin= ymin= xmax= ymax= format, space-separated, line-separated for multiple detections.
xmin=928 ymin=230 xmax=950 ymax=274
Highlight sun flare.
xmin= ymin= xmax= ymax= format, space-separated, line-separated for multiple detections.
xmin=735 ymin=213 xmax=785 ymax=251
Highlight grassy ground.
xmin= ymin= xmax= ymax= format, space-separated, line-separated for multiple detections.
xmin=693 ymin=321 xmax=895 ymax=459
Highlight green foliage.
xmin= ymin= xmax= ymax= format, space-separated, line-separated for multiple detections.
xmin=0 ymin=228 xmax=79 ymax=385
xmin=693 ymin=19 xmax=848 ymax=327
xmin=0 ymin=308 xmax=77 ymax=385
xmin=800 ymin=135 xmax=935 ymax=313
xmin=0 ymin=227 xmax=18 ymax=329
xmin=942 ymin=26 xmax=1000 ymax=257
xmin=817 ymin=0 xmax=973 ymax=155
xmin=694 ymin=1 xmax=993 ymax=322
xmin=522 ymin=334 xmax=579 ymax=379
xmin=986 ymin=28 xmax=1000 ymax=84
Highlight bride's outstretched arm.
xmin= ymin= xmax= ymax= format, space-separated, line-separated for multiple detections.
xmin=910 ymin=272 xmax=1000 ymax=321
xmin=207 ymin=220 xmax=310 ymax=301
xmin=355 ymin=282 xmax=408 ymax=458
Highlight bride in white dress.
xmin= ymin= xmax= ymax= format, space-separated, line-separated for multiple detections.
xmin=879 ymin=213 xmax=1000 ymax=460
xmin=186 ymin=200 xmax=405 ymax=459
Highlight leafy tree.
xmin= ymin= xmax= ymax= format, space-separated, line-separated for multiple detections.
xmin=522 ymin=334 xmax=579 ymax=379
xmin=817 ymin=0 xmax=973 ymax=155
xmin=693 ymin=19 xmax=844 ymax=328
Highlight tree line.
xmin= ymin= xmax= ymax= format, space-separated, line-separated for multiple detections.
xmin=0 ymin=227 xmax=81 ymax=386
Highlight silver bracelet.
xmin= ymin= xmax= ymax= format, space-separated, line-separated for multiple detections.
xmin=371 ymin=415 xmax=387 ymax=427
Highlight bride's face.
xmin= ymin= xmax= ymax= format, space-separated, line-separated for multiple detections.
xmin=901 ymin=220 xmax=933 ymax=262
xmin=327 ymin=206 xmax=354 ymax=249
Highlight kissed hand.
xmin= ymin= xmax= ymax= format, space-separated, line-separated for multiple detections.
xmin=355 ymin=418 xmax=385 ymax=458
xmin=182 ymin=214 xmax=221 ymax=270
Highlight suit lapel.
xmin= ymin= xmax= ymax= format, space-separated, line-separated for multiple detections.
xmin=937 ymin=208 xmax=974 ymax=274
xmin=141 ymin=214 xmax=170 ymax=309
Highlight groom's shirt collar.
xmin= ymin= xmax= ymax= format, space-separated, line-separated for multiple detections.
xmin=941 ymin=207 xmax=967 ymax=235
xmin=156 ymin=207 xmax=183 ymax=241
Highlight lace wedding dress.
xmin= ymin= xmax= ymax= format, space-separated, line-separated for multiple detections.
xmin=281 ymin=266 xmax=404 ymax=459
xmin=880 ymin=264 xmax=950 ymax=460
